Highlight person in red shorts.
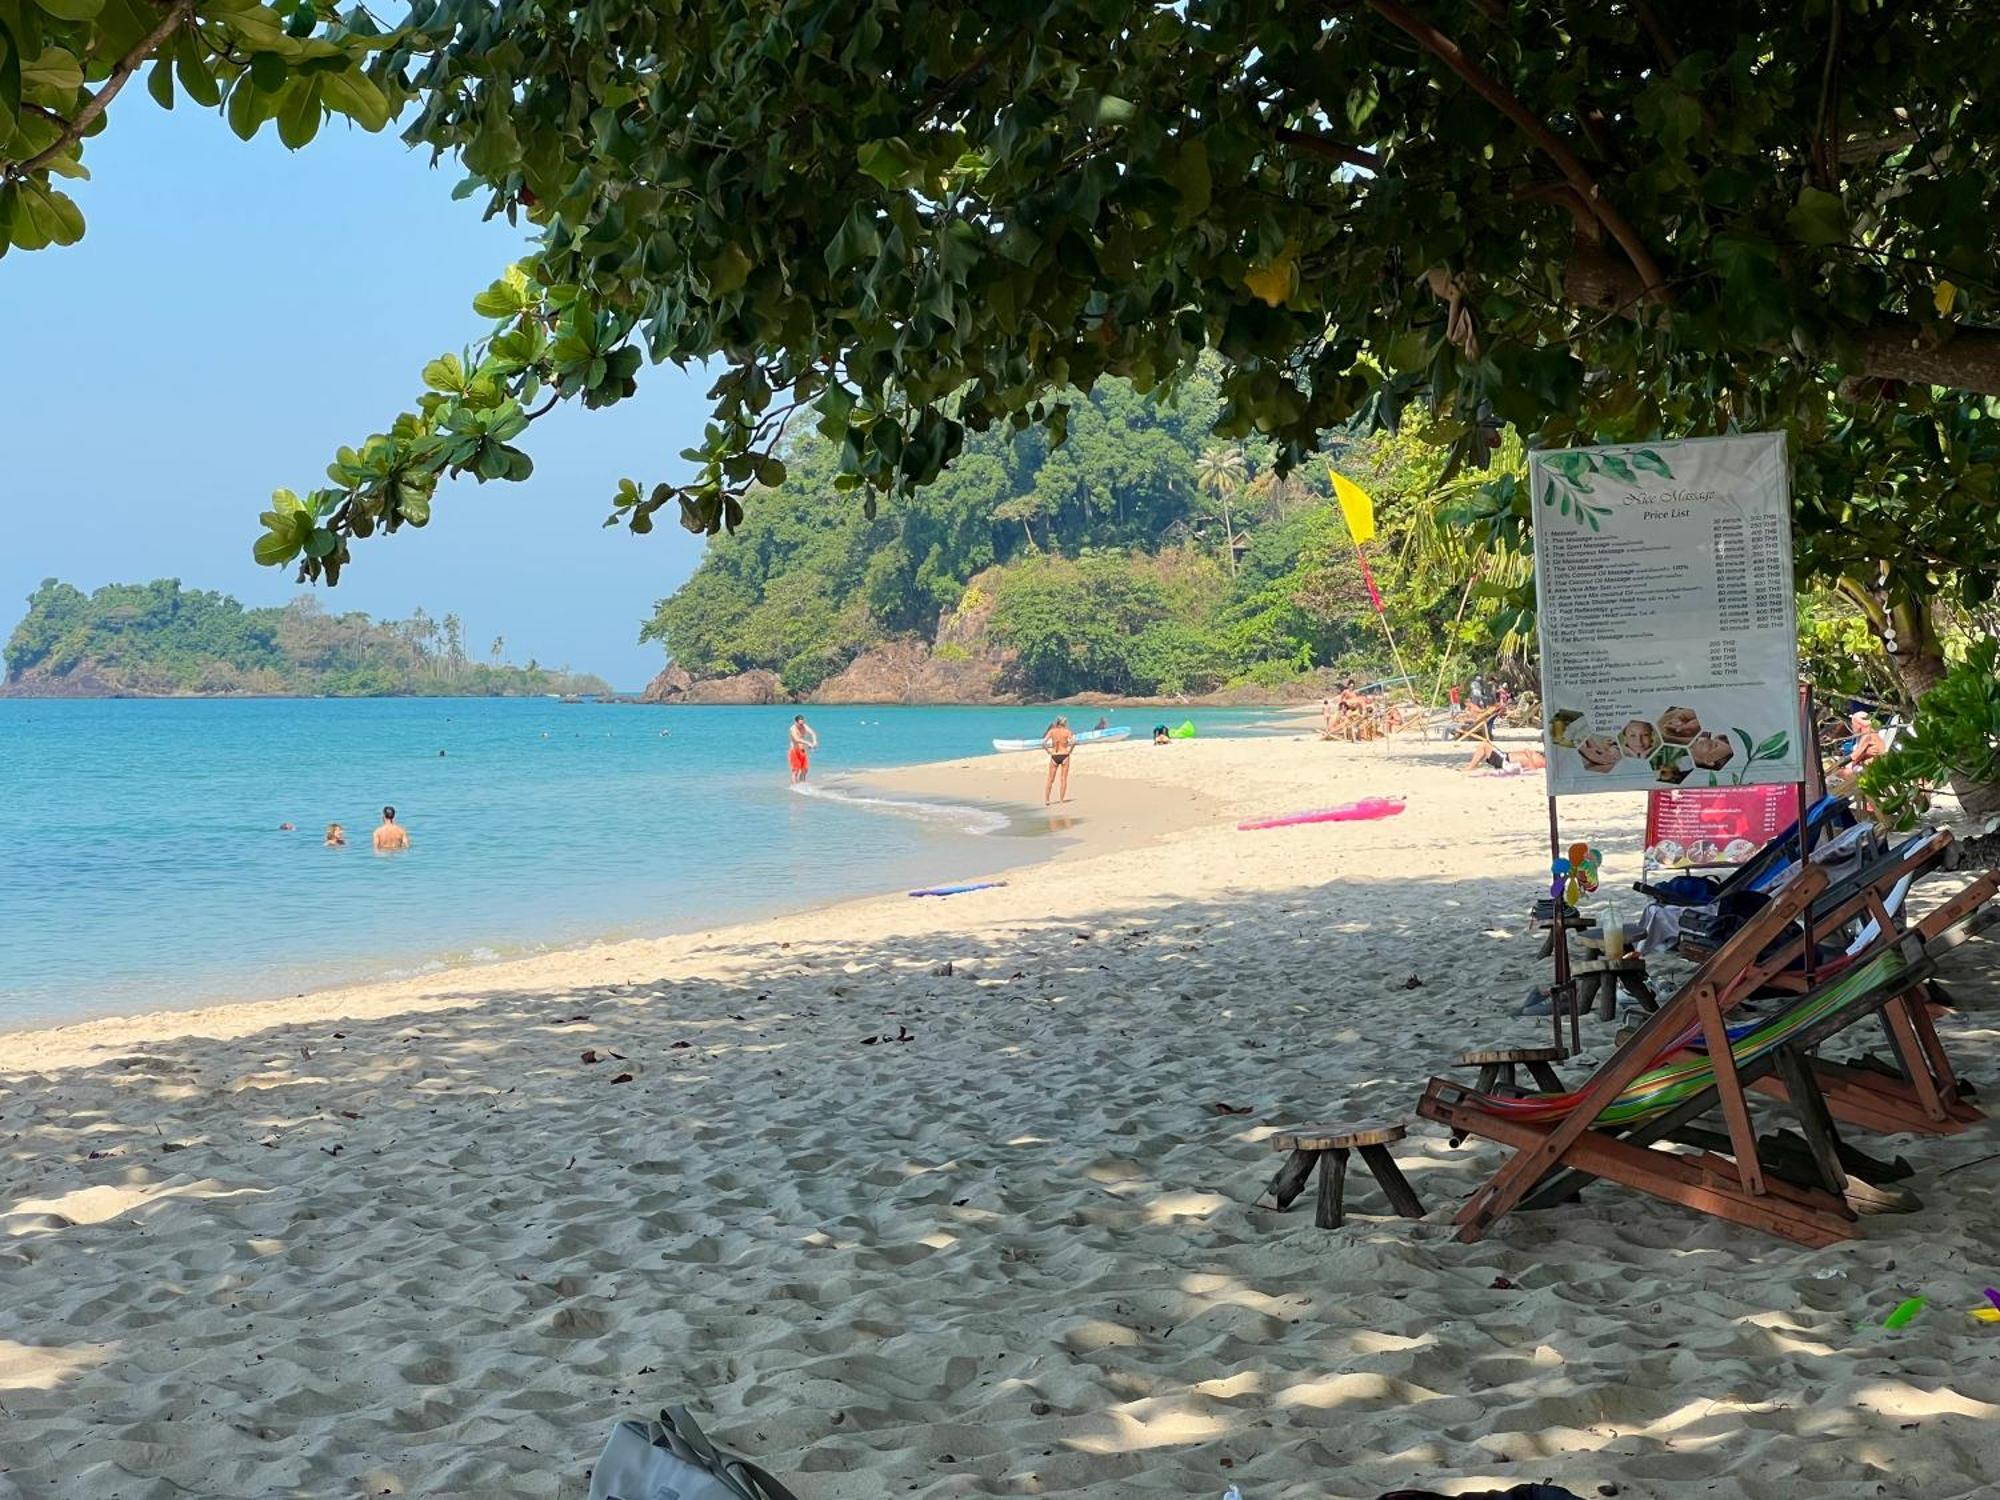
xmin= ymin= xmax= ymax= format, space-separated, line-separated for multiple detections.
xmin=787 ymin=714 xmax=819 ymax=783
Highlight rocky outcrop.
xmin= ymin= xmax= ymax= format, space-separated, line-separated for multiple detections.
xmin=683 ymin=669 xmax=787 ymax=704
xmin=638 ymin=664 xmax=696 ymax=703
xmin=809 ymin=639 xmax=1017 ymax=705
xmin=0 ymin=663 xmax=140 ymax=698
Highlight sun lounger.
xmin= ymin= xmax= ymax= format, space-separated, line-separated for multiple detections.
xmin=1418 ymin=853 xmax=1999 ymax=1247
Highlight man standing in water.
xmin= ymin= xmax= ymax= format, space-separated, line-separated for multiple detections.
xmin=372 ymin=805 xmax=410 ymax=852
xmin=787 ymin=715 xmax=820 ymax=783
xmin=1042 ymin=716 xmax=1077 ymax=805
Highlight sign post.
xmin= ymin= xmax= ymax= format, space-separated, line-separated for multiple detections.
xmin=1530 ymin=433 xmax=1803 ymax=1049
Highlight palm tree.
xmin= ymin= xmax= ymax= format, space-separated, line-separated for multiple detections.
xmin=1194 ymin=445 xmax=1246 ymax=574
xmin=490 ymin=635 xmax=505 ymax=666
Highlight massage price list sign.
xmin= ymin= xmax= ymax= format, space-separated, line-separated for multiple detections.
xmin=1530 ymin=432 xmax=1804 ymax=798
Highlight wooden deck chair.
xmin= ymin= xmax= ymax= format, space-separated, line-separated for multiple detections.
xmin=1417 ymin=862 xmax=1996 ymax=1247
xmin=1449 ymin=703 xmax=1503 ymax=746
xmin=1713 ymin=829 xmax=1994 ymax=1137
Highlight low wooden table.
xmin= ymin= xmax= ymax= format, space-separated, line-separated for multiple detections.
xmin=1255 ymin=1122 xmax=1426 ymax=1229
xmin=1455 ymin=1046 xmax=1569 ymax=1096
xmin=1575 ymin=954 xmax=1656 ymax=1019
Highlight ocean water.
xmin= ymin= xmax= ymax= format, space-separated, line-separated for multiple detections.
xmin=0 ymin=699 xmax=1259 ymax=1026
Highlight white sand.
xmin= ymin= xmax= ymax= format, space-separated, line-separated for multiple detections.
xmin=4 ymin=727 xmax=1999 ymax=1498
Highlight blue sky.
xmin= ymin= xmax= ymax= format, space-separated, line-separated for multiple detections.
xmin=0 ymin=104 xmax=717 ymax=689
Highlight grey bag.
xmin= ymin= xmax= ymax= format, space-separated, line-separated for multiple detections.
xmin=587 ymin=1405 xmax=800 ymax=1500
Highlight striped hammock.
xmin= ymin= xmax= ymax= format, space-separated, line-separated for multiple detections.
xmin=1475 ymin=945 xmax=1915 ymax=1128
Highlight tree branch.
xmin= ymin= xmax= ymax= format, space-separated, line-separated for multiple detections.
xmin=1365 ymin=0 xmax=1670 ymax=304
xmin=1631 ymin=0 xmax=1680 ymax=67
xmin=1273 ymin=126 xmax=1382 ymax=173
xmin=1564 ymin=244 xmax=2000 ymax=397
xmin=6 ymin=0 xmax=193 ymax=179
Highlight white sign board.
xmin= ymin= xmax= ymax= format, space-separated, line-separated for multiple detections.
xmin=1531 ymin=432 xmax=1803 ymax=798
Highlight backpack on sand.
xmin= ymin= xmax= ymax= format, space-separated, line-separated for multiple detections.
xmin=587 ymin=1406 xmax=800 ymax=1500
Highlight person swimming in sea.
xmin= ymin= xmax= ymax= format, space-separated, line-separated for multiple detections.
xmin=324 ymin=822 xmax=346 ymax=847
xmin=1043 ymin=716 xmax=1077 ymax=804
xmin=372 ymin=805 xmax=410 ymax=852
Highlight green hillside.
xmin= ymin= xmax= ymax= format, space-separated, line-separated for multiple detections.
xmin=3 ymin=580 xmax=611 ymax=698
xmin=644 ymin=368 xmax=1501 ymax=699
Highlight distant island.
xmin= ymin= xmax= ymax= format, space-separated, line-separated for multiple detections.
xmin=2 ymin=579 xmax=613 ymax=699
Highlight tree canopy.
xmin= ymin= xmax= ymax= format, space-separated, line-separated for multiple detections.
xmin=13 ymin=1 xmax=2000 ymax=687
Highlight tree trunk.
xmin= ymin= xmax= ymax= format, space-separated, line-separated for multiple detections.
xmin=1836 ymin=577 xmax=1948 ymax=706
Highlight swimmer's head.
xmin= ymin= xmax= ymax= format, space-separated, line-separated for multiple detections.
xmin=382 ymin=805 xmax=397 ymax=821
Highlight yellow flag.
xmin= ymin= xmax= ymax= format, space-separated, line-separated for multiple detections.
xmin=1329 ymin=468 xmax=1376 ymax=545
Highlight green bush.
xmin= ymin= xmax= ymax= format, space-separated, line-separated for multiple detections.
xmin=1857 ymin=640 xmax=2000 ymax=823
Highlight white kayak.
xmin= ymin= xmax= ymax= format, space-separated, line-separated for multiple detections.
xmin=991 ymin=725 xmax=1133 ymax=752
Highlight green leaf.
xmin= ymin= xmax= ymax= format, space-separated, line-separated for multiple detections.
xmin=248 ymin=50 xmax=287 ymax=93
xmin=472 ymin=272 xmax=528 ymax=319
xmin=1166 ymin=139 xmax=1209 ymax=222
xmin=399 ymin=493 xmax=431 ymax=525
xmin=1630 ymin=448 xmax=1672 ymax=478
xmin=1598 ymin=454 xmax=1634 ymax=482
xmin=8 ymin=179 xmax=82 ymax=248
xmin=319 ymin=68 xmax=389 ymax=130
xmin=225 ymin=75 xmax=263 ymax=139
xmin=1345 ymin=77 xmax=1379 ymax=133
xmin=253 ymin=531 xmax=300 ymax=566
xmin=1383 ymin=331 xmax=1428 ymax=373
xmin=856 ymin=137 xmax=919 ymax=189
xmin=145 ymin=53 xmax=173 ymax=109
xmin=0 ymin=22 xmax=20 ymax=145
xmin=20 ymin=44 xmax=81 ymax=94
xmin=1092 ymin=93 xmax=1135 ymax=126
xmin=275 ymin=76 xmax=320 ymax=149
xmin=1786 ymin=185 xmax=1847 ymax=247
xmin=421 ymin=353 xmax=467 ymax=393
xmin=703 ymin=242 xmax=751 ymax=295
xmin=175 ymin=33 xmax=221 ymax=107
xmin=28 ymin=0 xmax=105 ymax=20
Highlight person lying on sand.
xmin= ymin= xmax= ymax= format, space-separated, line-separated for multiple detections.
xmin=1043 ymin=716 xmax=1076 ymax=804
xmin=1461 ymin=744 xmax=1547 ymax=775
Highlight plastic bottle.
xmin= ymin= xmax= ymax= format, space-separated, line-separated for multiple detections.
xmin=1221 ymin=1487 xmax=1243 ymax=1500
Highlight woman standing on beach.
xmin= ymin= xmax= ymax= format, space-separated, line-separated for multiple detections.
xmin=1042 ymin=716 xmax=1076 ymax=804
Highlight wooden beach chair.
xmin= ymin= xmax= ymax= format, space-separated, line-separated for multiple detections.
xmin=1448 ymin=703 xmax=1503 ymax=747
xmin=1418 ymin=859 xmax=1998 ymax=1247
xmin=1687 ymin=829 xmax=1993 ymax=1138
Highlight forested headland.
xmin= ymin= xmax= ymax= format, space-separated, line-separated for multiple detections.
xmin=1 ymin=580 xmax=611 ymax=698
xmin=642 ymin=367 xmax=1522 ymax=703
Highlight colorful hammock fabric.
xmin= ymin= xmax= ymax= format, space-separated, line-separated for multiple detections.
xmin=1472 ymin=945 xmax=1915 ymax=1128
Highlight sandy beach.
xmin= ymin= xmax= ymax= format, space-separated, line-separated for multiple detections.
xmin=5 ymin=724 xmax=1999 ymax=1499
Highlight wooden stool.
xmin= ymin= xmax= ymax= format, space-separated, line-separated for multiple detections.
xmin=1574 ymin=955 xmax=1656 ymax=1020
xmin=1255 ymin=1122 xmax=1425 ymax=1229
xmin=1456 ymin=1046 xmax=1569 ymax=1096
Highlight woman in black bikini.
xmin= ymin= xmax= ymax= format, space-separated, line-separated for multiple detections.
xmin=1043 ymin=716 xmax=1076 ymax=804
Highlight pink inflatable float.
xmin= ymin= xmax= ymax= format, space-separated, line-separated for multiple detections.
xmin=1238 ymin=795 xmax=1406 ymax=831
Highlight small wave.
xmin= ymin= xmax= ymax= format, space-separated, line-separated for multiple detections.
xmin=790 ymin=780 xmax=1007 ymax=835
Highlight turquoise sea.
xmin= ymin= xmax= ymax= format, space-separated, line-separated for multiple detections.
xmin=0 ymin=699 xmax=1258 ymax=1027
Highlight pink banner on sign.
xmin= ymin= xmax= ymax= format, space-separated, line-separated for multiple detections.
xmin=1645 ymin=785 xmax=1793 ymax=869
